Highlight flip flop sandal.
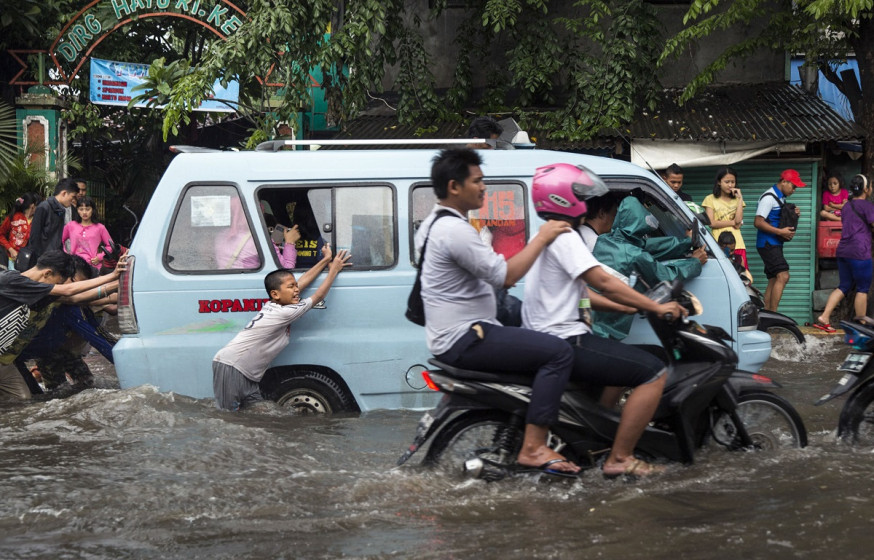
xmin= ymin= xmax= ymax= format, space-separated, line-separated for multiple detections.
xmin=813 ymin=322 xmax=837 ymax=333
xmin=516 ymin=458 xmax=580 ymax=479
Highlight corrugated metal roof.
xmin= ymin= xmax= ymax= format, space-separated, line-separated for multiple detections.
xmin=628 ymin=83 xmax=866 ymax=142
xmin=335 ymin=82 xmax=865 ymax=149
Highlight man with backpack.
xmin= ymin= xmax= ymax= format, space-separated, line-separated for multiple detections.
xmin=416 ymin=148 xmax=580 ymax=476
xmin=754 ymin=169 xmax=805 ymax=311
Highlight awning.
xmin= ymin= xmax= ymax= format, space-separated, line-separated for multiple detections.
xmin=630 ymin=140 xmax=807 ymax=169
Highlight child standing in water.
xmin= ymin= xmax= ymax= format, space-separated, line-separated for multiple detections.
xmin=702 ymin=167 xmax=749 ymax=269
xmin=820 ymin=172 xmax=848 ymax=222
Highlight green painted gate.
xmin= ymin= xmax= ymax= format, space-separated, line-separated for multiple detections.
xmin=679 ymin=160 xmax=817 ymax=324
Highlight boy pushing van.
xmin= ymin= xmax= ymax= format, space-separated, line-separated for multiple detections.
xmin=212 ymin=244 xmax=351 ymax=411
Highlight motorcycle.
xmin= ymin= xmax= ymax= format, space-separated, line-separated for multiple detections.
xmin=815 ymin=317 xmax=874 ymax=443
xmin=397 ymin=282 xmax=807 ymax=480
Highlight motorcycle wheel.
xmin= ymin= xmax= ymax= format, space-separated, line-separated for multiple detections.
xmin=424 ymin=410 xmax=576 ymax=479
xmin=424 ymin=410 xmax=523 ymax=478
xmin=711 ymin=391 xmax=808 ymax=450
xmin=837 ymin=383 xmax=874 ymax=444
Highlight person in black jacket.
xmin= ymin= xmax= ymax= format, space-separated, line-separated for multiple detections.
xmin=19 ymin=179 xmax=78 ymax=270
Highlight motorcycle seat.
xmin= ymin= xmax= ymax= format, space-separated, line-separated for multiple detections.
xmin=429 ymin=358 xmax=534 ymax=385
xmin=427 ymin=358 xmax=591 ymax=391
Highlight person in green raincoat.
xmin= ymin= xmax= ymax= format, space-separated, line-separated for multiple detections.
xmin=592 ymin=196 xmax=707 ymax=340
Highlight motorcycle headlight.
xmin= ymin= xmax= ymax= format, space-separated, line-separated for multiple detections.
xmin=738 ymin=300 xmax=758 ymax=331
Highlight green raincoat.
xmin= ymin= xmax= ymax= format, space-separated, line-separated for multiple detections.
xmin=592 ymin=197 xmax=703 ymax=340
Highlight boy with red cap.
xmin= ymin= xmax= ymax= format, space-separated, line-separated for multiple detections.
xmin=754 ymin=169 xmax=806 ymax=311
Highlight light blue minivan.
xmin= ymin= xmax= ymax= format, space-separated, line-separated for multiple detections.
xmin=113 ymin=143 xmax=771 ymax=412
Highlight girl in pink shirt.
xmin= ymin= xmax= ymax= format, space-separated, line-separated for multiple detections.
xmin=62 ymin=197 xmax=114 ymax=268
xmin=820 ymin=172 xmax=848 ymax=222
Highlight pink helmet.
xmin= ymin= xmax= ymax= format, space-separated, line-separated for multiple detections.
xmin=532 ymin=163 xmax=609 ymax=219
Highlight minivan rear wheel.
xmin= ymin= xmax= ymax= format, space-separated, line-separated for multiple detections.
xmin=270 ymin=371 xmax=354 ymax=414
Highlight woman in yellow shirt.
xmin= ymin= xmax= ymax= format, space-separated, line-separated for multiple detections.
xmin=702 ymin=167 xmax=749 ymax=270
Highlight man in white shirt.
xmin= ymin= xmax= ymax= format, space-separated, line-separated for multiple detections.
xmin=523 ymin=163 xmax=685 ymax=478
xmin=417 ymin=148 xmax=579 ymax=476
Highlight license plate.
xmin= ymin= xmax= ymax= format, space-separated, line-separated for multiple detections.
xmin=838 ymin=352 xmax=872 ymax=373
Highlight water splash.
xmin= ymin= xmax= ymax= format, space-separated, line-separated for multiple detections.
xmin=769 ymin=333 xmax=841 ymax=363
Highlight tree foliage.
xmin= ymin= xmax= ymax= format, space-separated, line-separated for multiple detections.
xmin=660 ymin=0 xmax=874 ymax=172
xmin=139 ymin=0 xmax=667 ymax=144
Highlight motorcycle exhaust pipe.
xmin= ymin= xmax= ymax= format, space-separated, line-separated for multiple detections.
xmin=463 ymin=458 xmax=508 ymax=482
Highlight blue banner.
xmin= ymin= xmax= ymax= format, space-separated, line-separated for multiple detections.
xmin=89 ymin=57 xmax=239 ymax=112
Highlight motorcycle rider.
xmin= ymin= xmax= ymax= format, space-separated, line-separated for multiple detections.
xmin=417 ymin=149 xmax=580 ymax=476
xmin=523 ymin=163 xmax=686 ymax=478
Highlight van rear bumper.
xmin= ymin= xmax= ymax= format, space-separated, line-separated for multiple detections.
xmin=112 ymin=337 xmax=150 ymax=391
xmin=735 ymin=329 xmax=772 ymax=373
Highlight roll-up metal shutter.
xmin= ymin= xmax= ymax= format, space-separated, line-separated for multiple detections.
xmin=676 ymin=160 xmax=817 ymax=324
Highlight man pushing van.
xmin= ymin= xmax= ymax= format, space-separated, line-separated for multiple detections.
xmin=212 ymin=245 xmax=351 ymax=411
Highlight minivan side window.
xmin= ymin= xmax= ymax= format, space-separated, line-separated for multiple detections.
xmin=257 ymin=185 xmax=396 ymax=270
xmin=165 ymin=185 xmax=262 ymax=273
xmin=410 ymin=182 xmax=528 ymax=262
xmin=602 ymin=179 xmax=695 ymax=240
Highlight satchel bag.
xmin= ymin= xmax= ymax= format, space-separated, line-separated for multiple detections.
xmin=405 ymin=211 xmax=456 ymax=325
xmin=494 ymin=287 xmax=523 ymax=327
xmin=763 ymin=192 xmax=799 ymax=232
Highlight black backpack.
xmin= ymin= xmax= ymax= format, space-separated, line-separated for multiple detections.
xmin=405 ymin=211 xmax=456 ymax=325
xmin=763 ymin=192 xmax=799 ymax=231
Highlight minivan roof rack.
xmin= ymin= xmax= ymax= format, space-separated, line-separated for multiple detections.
xmin=255 ymin=138 xmax=482 ymax=152
xmin=169 ymin=145 xmax=227 ymax=153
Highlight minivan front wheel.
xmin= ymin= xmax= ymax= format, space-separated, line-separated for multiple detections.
xmin=270 ymin=371 xmax=354 ymax=414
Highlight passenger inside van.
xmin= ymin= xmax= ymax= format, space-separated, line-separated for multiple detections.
xmin=264 ymin=213 xmax=299 ymax=269
xmin=214 ymin=195 xmax=261 ymax=270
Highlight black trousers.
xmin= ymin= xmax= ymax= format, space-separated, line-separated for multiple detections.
xmin=435 ymin=322 xmax=574 ymax=426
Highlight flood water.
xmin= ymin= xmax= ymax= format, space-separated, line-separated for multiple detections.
xmin=1 ymin=334 xmax=873 ymax=559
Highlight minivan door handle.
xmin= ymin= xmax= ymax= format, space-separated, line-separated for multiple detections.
xmin=313 ymin=301 xmax=326 ymax=309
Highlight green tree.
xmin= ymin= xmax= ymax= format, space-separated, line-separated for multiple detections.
xmin=137 ymin=0 xmax=667 ymax=145
xmin=660 ymin=0 xmax=874 ymax=174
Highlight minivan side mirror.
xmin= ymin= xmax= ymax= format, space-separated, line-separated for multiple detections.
xmin=690 ymin=218 xmax=701 ymax=248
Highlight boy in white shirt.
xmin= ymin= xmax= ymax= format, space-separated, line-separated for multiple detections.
xmin=212 ymin=244 xmax=350 ymax=411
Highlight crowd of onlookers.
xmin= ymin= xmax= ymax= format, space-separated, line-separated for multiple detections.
xmin=660 ymin=163 xmax=807 ymax=313
xmin=0 ymin=178 xmax=125 ymax=401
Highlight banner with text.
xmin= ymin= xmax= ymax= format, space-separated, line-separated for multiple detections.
xmin=89 ymin=57 xmax=239 ymax=112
